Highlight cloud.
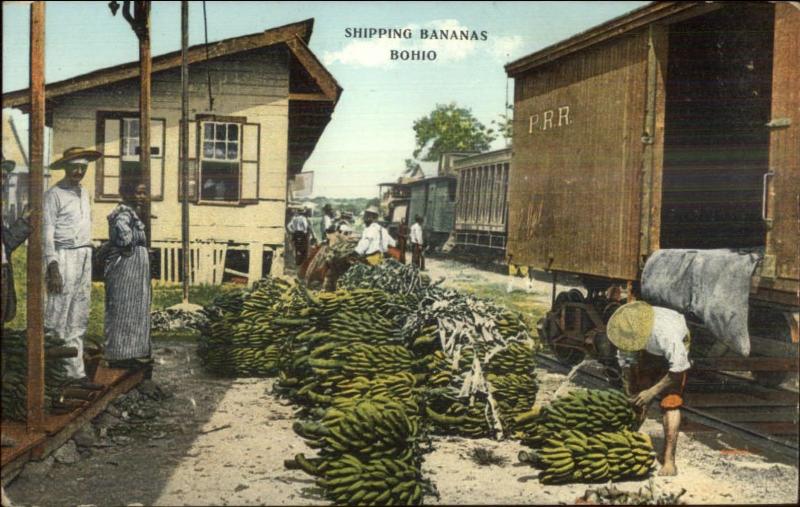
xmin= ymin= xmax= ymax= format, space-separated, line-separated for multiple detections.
xmin=322 ymin=19 xmax=493 ymax=68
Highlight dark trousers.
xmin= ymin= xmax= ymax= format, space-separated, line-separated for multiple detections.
xmin=292 ymin=231 xmax=309 ymax=266
xmin=397 ymin=238 xmax=407 ymax=264
xmin=412 ymin=243 xmax=425 ymax=270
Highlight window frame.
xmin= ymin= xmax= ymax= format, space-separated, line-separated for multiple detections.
xmin=194 ymin=114 xmax=259 ymax=207
xmin=95 ymin=110 xmax=166 ymax=202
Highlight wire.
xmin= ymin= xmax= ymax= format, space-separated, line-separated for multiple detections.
xmin=202 ymin=0 xmax=214 ymax=111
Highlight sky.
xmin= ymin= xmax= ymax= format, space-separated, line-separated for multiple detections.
xmin=2 ymin=1 xmax=649 ymax=198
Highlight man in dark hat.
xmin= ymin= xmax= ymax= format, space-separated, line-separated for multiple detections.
xmin=44 ymin=147 xmax=103 ymax=389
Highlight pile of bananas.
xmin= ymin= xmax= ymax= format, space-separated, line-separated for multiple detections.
xmin=521 ymin=389 xmax=639 ymax=447
xmin=522 ymin=429 xmax=656 ymax=484
xmin=1 ymin=329 xmax=70 ymax=421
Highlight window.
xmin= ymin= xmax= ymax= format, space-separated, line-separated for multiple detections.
xmin=96 ymin=112 xmax=164 ymax=201
xmin=200 ymin=122 xmax=241 ymax=202
xmin=190 ymin=117 xmax=259 ymax=205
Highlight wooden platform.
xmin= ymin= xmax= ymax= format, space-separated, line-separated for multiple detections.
xmin=1 ymin=365 xmax=143 ymax=478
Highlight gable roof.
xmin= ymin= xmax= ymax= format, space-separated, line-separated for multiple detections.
xmin=3 ymin=18 xmax=342 ymax=110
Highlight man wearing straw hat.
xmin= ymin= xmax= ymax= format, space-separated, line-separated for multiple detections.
xmin=606 ymin=300 xmax=691 ymax=476
xmin=354 ymin=205 xmax=395 ymax=266
xmin=44 ymin=147 xmax=103 ymax=390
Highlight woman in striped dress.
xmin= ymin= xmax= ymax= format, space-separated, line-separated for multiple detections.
xmin=104 ymin=182 xmax=152 ymax=375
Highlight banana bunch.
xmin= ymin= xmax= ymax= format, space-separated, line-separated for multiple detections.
xmin=486 ymin=372 xmax=538 ymax=432
xmin=484 ymin=341 xmax=536 ymax=375
xmin=335 ymin=373 xmax=420 ymax=414
xmin=530 ymin=429 xmax=656 ymax=484
xmin=494 ymin=312 xmax=530 ymax=341
xmin=290 ymin=452 xmax=426 ymax=505
xmin=300 ymin=398 xmax=419 ymax=460
xmin=522 ymin=389 xmax=638 ymax=447
xmin=1 ymin=329 xmax=70 ymax=421
xmin=425 ymin=397 xmax=492 ymax=438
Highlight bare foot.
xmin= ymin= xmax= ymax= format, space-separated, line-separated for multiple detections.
xmin=658 ymin=463 xmax=678 ymax=476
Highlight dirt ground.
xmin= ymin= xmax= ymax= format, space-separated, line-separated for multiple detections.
xmin=4 ymin=258 xmax=798 ymax=506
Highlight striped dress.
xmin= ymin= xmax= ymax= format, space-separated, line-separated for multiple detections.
xmin=103 ymin=204 xmax=152 ymax=360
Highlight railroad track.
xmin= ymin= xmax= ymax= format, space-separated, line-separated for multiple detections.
xmin=535 ymin=352 xmax=800 ymax=460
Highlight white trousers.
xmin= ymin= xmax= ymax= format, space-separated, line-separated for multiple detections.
xmin=44 ymin=247 xmax=92 ymax=379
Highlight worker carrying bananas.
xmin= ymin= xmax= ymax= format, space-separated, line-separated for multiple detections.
xmin=354 ymin=205 xmax=395 ymax=265
xmin=606 ymin=301 xmax=691 ymax=477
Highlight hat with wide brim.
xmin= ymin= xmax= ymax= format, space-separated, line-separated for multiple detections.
xmin=606 ymin=301 xmax=655 ymax=352
xmin=364 ymin=205 xmax=380 ymax=216
xmin=50 ymin=146 xmax=101 ymax=170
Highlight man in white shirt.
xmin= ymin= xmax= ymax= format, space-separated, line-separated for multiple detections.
xmin=354 ymin=205 xmax=395 ymax=265
xmin=287 ymin=208 xmax=312 ymax=266
xmin=44 ymin=147 xmax=103 ymax=389
xmin=410 ymin=214 xmax=425 ymax=271
xmin=607 ymin=301 xmax=691 ymax=477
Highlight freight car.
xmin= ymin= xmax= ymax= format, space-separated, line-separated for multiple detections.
xmin=505 ymin=1 xmax=799 ymax=386
xmin=452 ymin=148 xmax=511 ymax=258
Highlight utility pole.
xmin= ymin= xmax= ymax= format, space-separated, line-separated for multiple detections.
xmin=27 ymin=0 xmax=46 ymax=432
xmin=181 ymin=0 xmax=190 ymax=302
xmin=109 ymin=0 xmax=152 ymax=246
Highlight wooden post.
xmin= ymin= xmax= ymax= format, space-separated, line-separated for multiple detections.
xmin=137 ymin=1 xmax=152 ymax=247
xmin=180 ymin=0 xmax=190 ymax=302
xmin=26 ymin=0 xmax=46 ymax=432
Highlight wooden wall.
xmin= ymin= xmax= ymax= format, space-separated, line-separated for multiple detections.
xmin=50 ymin=46 xmax=290 ymax=257
xmin=508 ymin=30 xmax=649 ymax=279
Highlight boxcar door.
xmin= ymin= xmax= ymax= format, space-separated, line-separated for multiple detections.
xmin=759 ymin=3 xmax=800 ymax=305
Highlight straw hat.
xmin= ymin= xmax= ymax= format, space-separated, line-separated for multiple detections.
xmin=606 ymin=301 xmax=655 ymax=352
xmin=50 ymin=146 xmax=101 ymax=170
xmin=364 ymin=205 xmax=380 ymax=216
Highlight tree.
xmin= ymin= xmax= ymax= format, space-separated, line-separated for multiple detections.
xmin=403 ymin=158 xmax=424 ymax=179
xmin=491 ymin=104 xmax=513 ymax=146
xmin=412 ymin=103 xmax=495 ymax=161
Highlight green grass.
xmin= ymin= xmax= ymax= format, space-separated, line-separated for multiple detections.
xmin=6 ymin=245 xmax=238 ymax=343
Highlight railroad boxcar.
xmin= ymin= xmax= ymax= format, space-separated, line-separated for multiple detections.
xmin=505 ymin=1 xmax=798 ymax=385
xmin=452 ymin=148 xmax=511 ymax=257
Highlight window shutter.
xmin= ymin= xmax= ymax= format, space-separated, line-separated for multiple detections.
xmin=150 ymin=119 xmax=165 ymax=200
xmin=100 ymin=118 xmax=121 ymax=198
xmin=240 ymin=122 xmax=260 ymax=204
xmin=179 ymin=120 xmax=199 ymax=202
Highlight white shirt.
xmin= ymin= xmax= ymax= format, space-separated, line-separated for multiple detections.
xmin=323 ymin=215 xmax=334 ymax=232
xmin=410 ymin=222 xmax=424 ymax=245
xmin=43 ymin=182 xmax=92 ymax=266
xmin=617 ymin=306 xmax=691 ymax=373
xmin=354 ymin=222 xmax=395 ymax=255
xmin=287 ymin=215 xmax=310 ymax=234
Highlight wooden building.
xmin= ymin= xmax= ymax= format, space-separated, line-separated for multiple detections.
xmin=2 ymin=19 xmax=341 ymax=283
xmin=452 ymin=148 xmax=511 ymax=256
